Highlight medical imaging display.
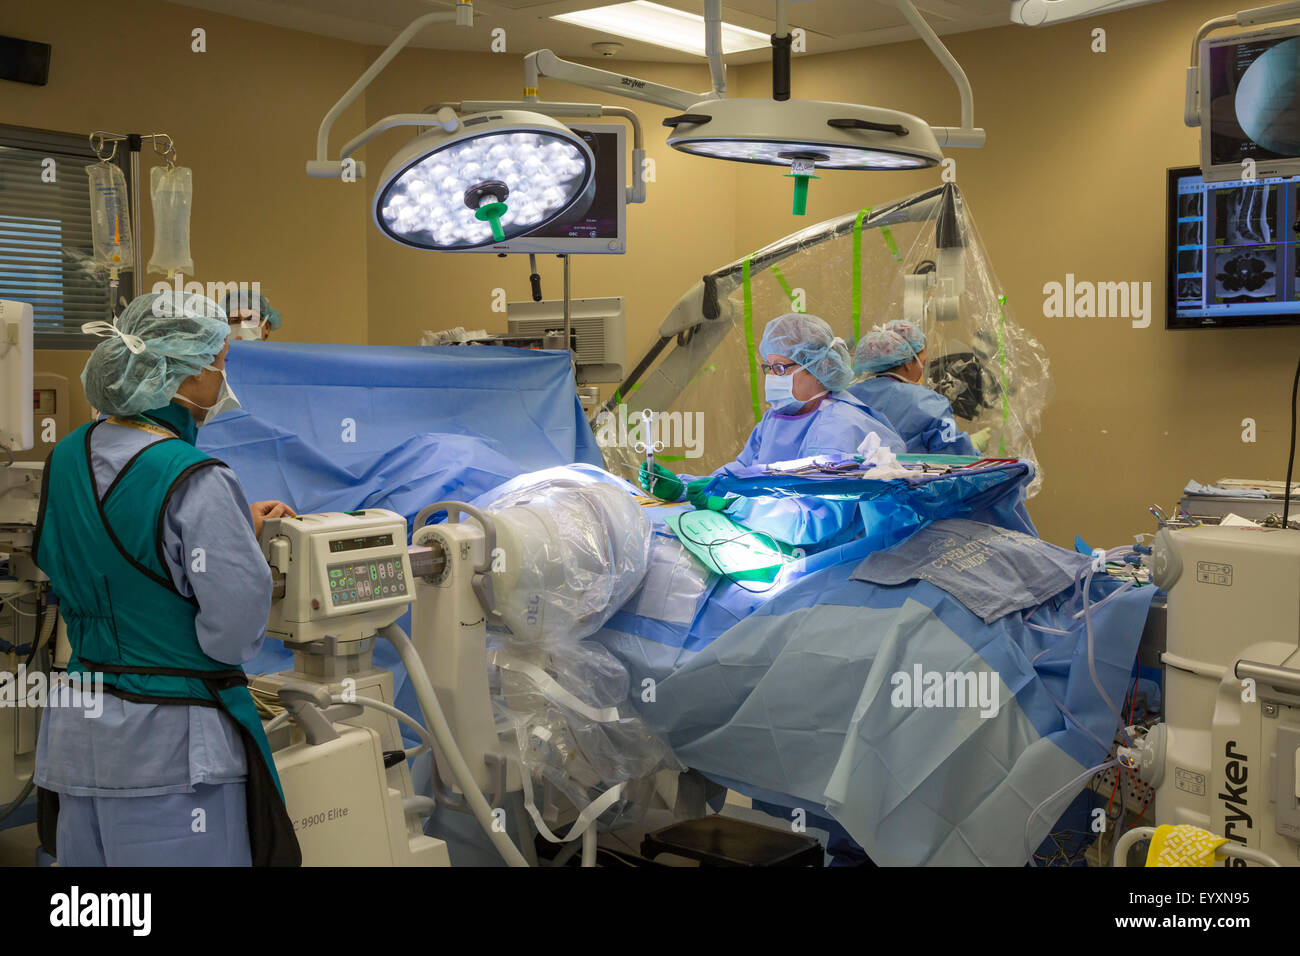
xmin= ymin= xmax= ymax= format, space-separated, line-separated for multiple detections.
xmin=1177 ymin=278 xmax=1203 ymax=303
xmin=525 ymin=127 xmax=619 ymax=240
xmin=1176 ymin=249 xmax=1202 ymax=275
xmin=1213 ymin=245 xmax=1277 ymax=297
xmin=1167 ymin=166 xmax=1300 ymax=328
xmin=1206 ymin=31 xmax=1300 ymax=168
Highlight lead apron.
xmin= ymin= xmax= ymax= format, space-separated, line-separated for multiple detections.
xmin=33 ymin=419 xmax=300 ymax=866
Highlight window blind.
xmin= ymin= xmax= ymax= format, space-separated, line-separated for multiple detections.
xmin=0 ymin=125 xmax=133 ymax=349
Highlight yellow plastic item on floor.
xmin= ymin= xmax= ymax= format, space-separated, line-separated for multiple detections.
xmin=1145 ymin=824 xmax=1228 ymax=867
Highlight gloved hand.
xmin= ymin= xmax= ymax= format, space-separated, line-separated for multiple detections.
xmin=685 ymin=477 xmax=736 ymax=512
xmin=639 ymin=462 xmax=685 ymax=501
xmin=970 ymin=427 xmax=992 ymax=453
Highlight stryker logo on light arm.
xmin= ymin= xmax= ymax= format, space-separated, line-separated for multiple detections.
xmin=1220 ymin=739 xmax=1252 ymax=866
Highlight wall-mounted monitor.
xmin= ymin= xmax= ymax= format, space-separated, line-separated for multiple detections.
xmin=465 ymin=123 xmax=626 ymax=255
xmin=1201 ymin=23 xmax=1300 ymax=184
xmin=1166 ymin=165 xmax=1300 ymax=330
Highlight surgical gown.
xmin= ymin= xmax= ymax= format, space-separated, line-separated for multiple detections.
xmin=683 ymin=393 xmax=905 ymax=547
xmin=848 ymin=376 xmax=977 ymax=457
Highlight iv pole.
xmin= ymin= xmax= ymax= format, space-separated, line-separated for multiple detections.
xmin=87 ymin=130 xmax=178 ymax=299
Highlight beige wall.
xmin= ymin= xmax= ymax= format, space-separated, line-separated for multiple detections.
xmin=6 ymin=0 xmax=371 ymax=446
xmin=9 ymin=0 xmax=1300 ymax=547
xmin=730 ymin=1 xmax=1300 ymax=546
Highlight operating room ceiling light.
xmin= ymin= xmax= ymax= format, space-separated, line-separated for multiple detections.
xmin=552 ymin=1 xmax=770 ymax=57
xmin=374 ymin=111 xmax=596 ymax=251
xmin=528 ymin=0 xmax=983 ymax=217
xmin=664 ymin=98 xmax=943 ymax=172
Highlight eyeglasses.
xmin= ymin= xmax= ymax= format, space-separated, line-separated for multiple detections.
xmin=760 ymin=361 xmax=801 ymax=376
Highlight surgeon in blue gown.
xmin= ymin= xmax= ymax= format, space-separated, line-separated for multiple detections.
xmin=639 ymin=313 xmax=905 ymax=547
xmin=848 ymin=319 xmax=979 ymax=457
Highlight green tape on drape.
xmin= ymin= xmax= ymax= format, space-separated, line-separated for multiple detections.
xmin=743 ymin=257 xmax=762 ymax=424
xmin=880 ymin=224 xmax=901 ymax=261
xmin=612 ymin=381 xmax=642 ymax=407
xmin=687 ymin=363 xmax=718 ymax=388
xmin=852 ymin=208 xmax=869 ymax=341
xmin=996 ymin=294 xmax=1009 ymax=457
xmin=770 ymin=264 xmax=802 ymax=311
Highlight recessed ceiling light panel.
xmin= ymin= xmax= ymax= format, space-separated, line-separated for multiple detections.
xmin=552 ymin=2 xmax=770 ymax=57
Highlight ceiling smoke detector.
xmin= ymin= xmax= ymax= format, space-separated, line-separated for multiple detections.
xmin=591 ymin=41 xmax=623 ymax=57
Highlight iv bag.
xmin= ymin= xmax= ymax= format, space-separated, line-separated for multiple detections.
xmin=86 ymin=162 xmax=134 ymax=273
xmin=147 ymin=165 xmax=194 ymax=277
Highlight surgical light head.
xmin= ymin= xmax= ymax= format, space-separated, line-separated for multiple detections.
xmin=374 ymin=111 xmax=596 ymax=251
xmin=666 ymin=100 xmax=940 ymax=170
xmin=666 ymin=98 xmax=941 ymax=216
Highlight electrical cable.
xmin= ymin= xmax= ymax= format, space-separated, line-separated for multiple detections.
xmin=1025 ymin=758 xmax=1117 ymax=867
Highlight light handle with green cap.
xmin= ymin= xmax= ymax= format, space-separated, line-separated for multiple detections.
xmin=465 ymin=179 xmax=510 ymax=243
xmin=782 ymin=156 xmax=822 ymax=216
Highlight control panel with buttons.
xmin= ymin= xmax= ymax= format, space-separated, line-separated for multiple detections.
xmin=260 ymin=509 xmax=414 ymax=645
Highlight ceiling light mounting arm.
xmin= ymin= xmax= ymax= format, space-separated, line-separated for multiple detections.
xmin=705 ymin=0 xmax=726 ymax=97
xmin=308 ymin=1 xmax=474 ymax=178
xmin=524 ymin=49 xmax=716 ymax=112
xmin=1010 ymin=0 xmax=1166 ymax=26
xmin=1183 ymin=1 xmax=1300 ymax=127
xmin=772 ymin=0 xmax=791 ymax=101
xmin=893 ymin=0 xmax=985 ymax=148
xmin=340 ymin=109 xmax=460 ymax=165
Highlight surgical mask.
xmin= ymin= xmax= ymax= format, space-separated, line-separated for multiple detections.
xmin=176 ymin=364 xmax=241 ymax=426
xmin=229 ymin=309 xmax=265 ymax=341
xmin=765 ymin=372 xmax=826 ymax=414
xmin=230 ymin=320 xmax=265 ymax=342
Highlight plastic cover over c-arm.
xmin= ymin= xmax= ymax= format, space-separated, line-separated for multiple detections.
xmin=599 ymin=184 xmax=1052 ymax=496
xmin=484 ymin=476 xmax=653 ymax=646
xmin=474 ymin=472 xmax=686 ymax=831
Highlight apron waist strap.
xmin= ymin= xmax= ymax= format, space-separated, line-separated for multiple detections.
xmin=78 ymin=656 xmax=248 ymax=685
xmin=100 ymin=684 xmax=224 ymax=709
